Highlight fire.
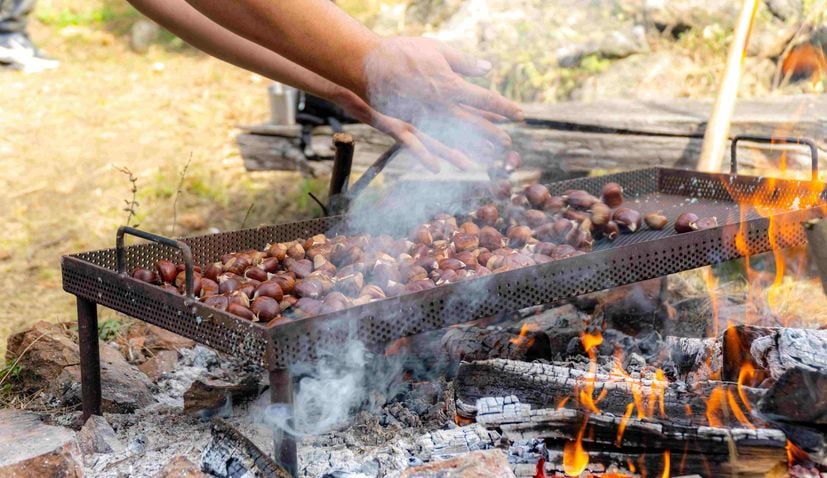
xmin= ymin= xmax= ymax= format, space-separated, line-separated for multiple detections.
xmin=782 ymin=43 xmax=826 ymax=86
xmin=705 ymin=385 xmax=753 ymax=428
xmin=701 ymin=267 xmax=720 ymax=336
xmin=511 ymin=322 xmax=539 ymax=348
xmin=662 ymin=450 xmax=671 ymax=478
xmin=786 ymin=440 xmax=810 ymax=466
xmin=578 ymin=332 xmax=604 ymax=414
xmin=736 ymin=363 xmax=756 ymax=412
xmin=563 ymin=421 xmax=590 ymax=477
xmin=615 ymin=402 xmax=635 ymax=447
xmin=534 ymin=457 xmax=546 ymax=478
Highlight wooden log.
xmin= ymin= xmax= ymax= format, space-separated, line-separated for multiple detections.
xmin=760 ymin=367 xmax=827 ymax=425
xmin=476 ymin=398 xmax=788 ymax=478
xmin=455 ymin=359 xmax=765 ymax=429
xmin=721 ymin=325 xmax=827 ymax=382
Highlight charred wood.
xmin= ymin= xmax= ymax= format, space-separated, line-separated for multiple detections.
xmin=722 ymin=325 xmax=827 ymax=383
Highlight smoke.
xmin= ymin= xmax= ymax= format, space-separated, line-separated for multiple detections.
xmin=262 ymin=330 xmax=406 ymax=437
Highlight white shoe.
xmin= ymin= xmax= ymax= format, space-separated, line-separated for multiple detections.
xmin=0 ymin=32 xmax=59 ymax=73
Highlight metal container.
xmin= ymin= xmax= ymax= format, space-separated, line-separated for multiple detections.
xmin=267 ymin=83 xmax=297 ymax=126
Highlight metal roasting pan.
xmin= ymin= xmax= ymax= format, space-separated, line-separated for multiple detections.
xmin=62 ymin=137 xmax=827 ymax=369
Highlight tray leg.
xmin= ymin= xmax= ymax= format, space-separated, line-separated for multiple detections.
xmin=270 ymin=368 xmax=297 ymax=477
xmin=77 ymin=296 xmax=102 ymax=421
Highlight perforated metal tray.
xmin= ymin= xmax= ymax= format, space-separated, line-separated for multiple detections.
xmin=62 ymin=167 xmax=826 ymax=369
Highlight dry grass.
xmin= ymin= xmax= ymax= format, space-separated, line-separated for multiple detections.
xmin=0 ymin=0 xmax=325 ymax=357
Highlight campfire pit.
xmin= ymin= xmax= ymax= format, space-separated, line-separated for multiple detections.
xmin=61 ymin=134 xmax=825 ymax=475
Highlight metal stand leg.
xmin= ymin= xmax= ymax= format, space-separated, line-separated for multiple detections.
xmin=270 ymin=368 xmax=297 ymax=477
xmin=77 ymin=297 xmax=102 ymax=421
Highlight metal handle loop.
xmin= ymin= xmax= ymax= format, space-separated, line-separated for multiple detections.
xmin=116 ymin=226 xmax=196 ymax=298
xmin=730 ymin=135 xmax=819 ymax=182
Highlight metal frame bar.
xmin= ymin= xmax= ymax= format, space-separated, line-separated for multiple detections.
xmin=77 ymin=297 xmax=101 ymax=420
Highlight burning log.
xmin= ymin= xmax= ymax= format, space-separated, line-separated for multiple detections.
xmin=476 ymin=397 xmax=788 ymax=478
xmin=455 ymin=359 xmax=765 ymax=428
xmin=201 ymin=418 xmax=291 ymax=478
xmin=721 ymin=325 xmax=827 ymax=383
xmin=760 ymin=367 xmax=827 ymax=425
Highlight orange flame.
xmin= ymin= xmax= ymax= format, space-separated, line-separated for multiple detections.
xmin=705 ymin=385 xmax=753 ymax=428
xmin=578 ymin=332 xmax=604 ymax=414
xmin=511 ymin=322 xmax=539 ymax=347
xmin=534 ymin=457 xmax=547 ymax=478
xmin=737 ymin=363 xmax=756 ymax=413
xmin=563 ymin=419 xmax=590 ymax=477
xmin=786 ymin=440 xmax=810 ymax=466
xmin=662 ymin=450 xmax=671 ymax=478
xmin=782 ymin=43 xmax=826 ymax=86
xmin=615 ymin=402 xmax=635 ymax=447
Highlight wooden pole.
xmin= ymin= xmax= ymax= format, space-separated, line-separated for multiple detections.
xmin=697 ymin=0 xmax=761 ymax=172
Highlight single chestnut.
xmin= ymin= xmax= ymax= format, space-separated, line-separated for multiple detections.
xmin=544 ymin=196 xmax=566 ymax=213
xmin=359 ymin=284 xmax=386 ymax=300
xmin=279 ymin=295 xmax=299 ymax=312
xmin=294 ymin=278 xmax=324 ymax=299
xmin=601 ymin=182 xmax=624 ymax=208
xmin=228 ymin=303 xmax=257 ymax=321
xmin=524 ymin=209 xmax=549 ymax=228
xmin=644 ymin=212 xmax=668 ymax=230
xmin=453 ymin=232 xmax=479 ymax=252
xmin=218 ymin=275 xmax=241 ymax=294
xmin=132 ymin=268 xmax=158 ymax=284
xmin=175 ymin=270 xmax=202 ymax=296
xmin=612 ymin=207 xmax=642 ymax=233
xmin=251 ymin=296 xmax=280 ymax=322
xmin=454 ymin=251 xmax=478 ymax=268
xmin=244 ymin=266 xmax=269 ymax=282
xmin=286 ymin=243 xmax=305 ymax=260
xmin=476 ymin=204 xmax=499 ymax=226
xmin=564 ymin=190 xmax=600 ymax=209
xmin=201 ymin=293 xmax=230 ymax=311
xmin=336 ymin=272 xmax=364 ymax=296
xmin=460 ymin=221 xmax=480 ymax=236
xmin=270 ymin=273 xmax=296 ymax=294
xmin=224 ymin=255 xmax=251 ymax=275
xmin=200 ymin=278 xmax=219 ymax=297
xmin=507 ymin=225 xmax=533 ymax=247
xmin=156 ymin=260 xmax=178 ymax=284
xmin=674 ymin=212 xmax=700 ymax=233
xmin=534 ymin=242 xmax=557 ymax=256
xmin=204 ymin=262 xmax=223 ymax=281
xmin=438 ymin=258 xmax=465 ymax=271
xmin=294 ymin=297 xmax=323 ymax=317
xmin=268 ymin=243 xmax=288 ymax=261
xmin=255 ymin=279 xmax=284 ymax=301
xmin=479 ymin=226 xmax=505 ymax=250
xmin=590 ymin=203 xmax=611 ymax=227
xmin=525 ymin=184 xmax=551 ymax=209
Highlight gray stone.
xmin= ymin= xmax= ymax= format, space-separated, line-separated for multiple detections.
xmin=643 ymin=0 xmax=741 ymax=30
xmin=0 ymin=408 xmax=83 ymax=478
xmin=765 ymin=0 xmax=803 ymax=21
xmin=6 ymin=321 xmax=155 ymax=413
xmin=77 ymin=415 xmax=124 ymax=456
xmin=138 ymin=350 xmax=179 ymax=380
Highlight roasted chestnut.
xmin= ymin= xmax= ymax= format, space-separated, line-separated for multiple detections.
xmin=228 ymin=303 xmax=256 ymax=321
xmin=255 ymin=279 xmax=284 ymax=301
xmin=251 ymin=296 xmax=280 ymax=322
xmin=564 ymin=190 xmax=600 ymax=209
xmin=132 ymin=268 xmax=158 ymax=284
xmin=601 ymin=182 xmax=624 ymax=208
xmin=156 ymin=260 xmax=178 ymax=284
xmin=644 ymin=212 xmax=668 ymax=230
xmin=674 ymin=212 xmax=700 ymax=233
xmin=590 ymin=202 xmax=611 ymax=226
xmin=476 ymin=204 xmax=499 ymax=226
xmin=612 ymin=207 xmax=642 ymax=233
xmin=525 ymin=184 xmax=551 ymax=209
xmin=507 ymin=225 xmax=533 ymax=247
xmin=479 ymin=226 xmax=505 ymax=251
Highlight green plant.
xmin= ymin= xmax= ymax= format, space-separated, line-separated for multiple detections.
xmin=0 ymin=360 xmax=21 ymax=394
xmin=98 ymin=318 xmax=123 ymax=342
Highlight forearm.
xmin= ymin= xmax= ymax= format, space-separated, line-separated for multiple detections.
xmin=126 ymin=0 xmax=353 ymax=103
xmin=182 ymin=0 xmax=379 ymax=98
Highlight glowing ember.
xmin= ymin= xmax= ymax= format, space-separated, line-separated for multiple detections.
xmin=534 ymin=457 xmax=546 ymax=478
xmin=786 ymin=440 xmax=810 ymax=467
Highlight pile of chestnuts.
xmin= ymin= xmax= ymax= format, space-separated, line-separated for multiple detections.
xmin=131 ymin=167 xmax=718 ymax=324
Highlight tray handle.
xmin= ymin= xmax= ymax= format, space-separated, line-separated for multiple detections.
xmin=731 ymin=134 xmax=819 ymax=182
xmin=116 ymin=226 xmax=196 ymax=299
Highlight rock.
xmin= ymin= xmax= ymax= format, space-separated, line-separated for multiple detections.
xmin=747 ymin=20 xmax=798 ymax=58
xmin=155 ymin=456 xmax=209 ymax=478
xmin=77 ymin=415 xmax=124 ymax=456
xmin=183 ymin=375 xmax=261 ymax=419
xmin=138 ymin=350 xmax=179 ymax=380
xmin=399 ymin=449 xmax=515 ymax=478
xmin=129 ymin=19 xmax=161 ymax=53
xmin=643 ymin=0 xmax=741 ymax=30
xmin=0 ymin=408 xmax=83 ymax=477
xmin=6 ymin=321 xmax=80 ymax=386
xmin=7 ymin=321 xmax=155 ymax=413
xmin=127 ymin=323 xmax=195 ymax=353
xmin=765 ymin=0 xmax=802 ymax=21
xmin=56 ymin=343 xmax=155 ymax=413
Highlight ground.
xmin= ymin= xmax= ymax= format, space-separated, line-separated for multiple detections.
xmin=1 ymin=0 xmax=827 ymax=360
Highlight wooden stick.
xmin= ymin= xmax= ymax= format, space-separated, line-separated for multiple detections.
xmin=697 ymin=0 xmax=760 ymax=172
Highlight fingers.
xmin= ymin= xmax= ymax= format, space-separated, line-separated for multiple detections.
xmin=449 ymin=105 xmax=512 ymax=150
xmin=437 ymin=42 xmax=492 ymax=77
xmin=451 ymin=80 xmax=524 ymax=122
xmin=460 ymin=104 xmax=510 ymax=123
xmin=417 ymin=132 xmax=475 ymax=171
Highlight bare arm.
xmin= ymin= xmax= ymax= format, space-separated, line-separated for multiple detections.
xmin=126 ymin=0 xmax=356 ymax=105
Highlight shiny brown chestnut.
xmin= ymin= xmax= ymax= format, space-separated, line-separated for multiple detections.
xmin=590 ymin=203 xmax=611 ymax=226
xmin=228 ymin=303 xmax=256 ymax=321
xmin=476 ymin=204 xmax=499 ymax=226
xmin=251 ymin=296 xmax=280 ymax=322
xmin=132 ymin=268 xmax=158 ymax=284
xmin=156 ymin=260 xmax=178 ymax=284
xmin=644 ymin=212 xmax=668 ymax=230
xmin=674 ymin=212 xmax=700 ymax=233
xmin=525 ymin=184 xmax=551 ymax=209
xmin=612 ymin=207 xmax=642 ymax=233
xmin=601 ymin=182 xmax=624 ymax=208
xmin=255 ymin=279 xmax=284 ymax=301
xmin=507 ymin=225 xmax=533 ymax=247
xmin=564 ymin=190 xmax=600 ymax=209
xmin=201 ymin=294 xmax=229 ymax=311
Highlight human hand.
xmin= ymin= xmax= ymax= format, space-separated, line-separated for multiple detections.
xmin=361 ymin=36 xmax=524 ymax=166
xmin=332 ymin=88 xmax=474 ymax=172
